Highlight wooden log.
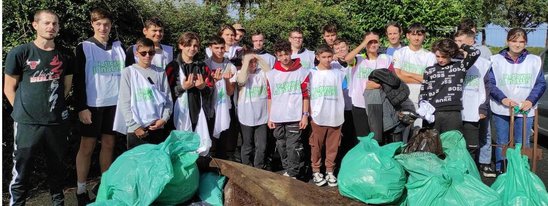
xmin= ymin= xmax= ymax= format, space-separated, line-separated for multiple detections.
xmin=207 ymin=158 xmax=366 ymax=206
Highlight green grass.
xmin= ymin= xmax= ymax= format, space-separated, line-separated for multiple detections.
xmin=488 ymin=47 xmax=546 ymax=55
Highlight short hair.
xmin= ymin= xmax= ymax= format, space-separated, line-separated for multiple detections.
xmin=144 ymin=17 xmax=164 ymax=29
xmin=90 ymin=8 xmax=112 ymax=22
xmin=431 ymin=38 xmax=459 ymax=58
xmin=135 ymin=37 xmax=154 ymax=50
xmin=316 ymin=44 xmax=334 ymax=55
xmin=334 ymin=38 xmax=348 ymax=46
xmin=178 ymin=32 xmax=200 ymax=47
xmin=33 ymin=9 xmax=58 ymax=23
xmin=385 ymin=21 xmax=402 ymax=33
xmin=454 ymin=29 xmax=476 ymax=39
xmin=251 ymin=31 xmax=264 ymax=38
xmin=218 ymin=24 xmax=236 ymax=37
xmin=407 ymin=23 xmax=426 ymax=34
xmin=507 ymin=28 xmax=528 ymax=42
xmin=289 ymin=27 xmax=303 ymax=36
xmin=322 ymin=24 xmax=337 ymax=34
xmin=457 ymin=18 xmax=476 ymax=31
xmin=208 ymin=36 xmax=225 ymax=46
xmin=273 ymin=40 xmax=292 ymax=54
xmin=363 ymin=31 xmax=380 ymax=39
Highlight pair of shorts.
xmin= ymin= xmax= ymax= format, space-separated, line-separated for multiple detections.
xmin=79 ymin=106 xmax=117 ymax=137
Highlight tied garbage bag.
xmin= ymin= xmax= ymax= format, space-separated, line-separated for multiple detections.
xmin=91 ymin=131 xmax=200 ymax=206
xmin=338 ymin=133 xmax=406 ymax=204
xmin=440 ymin=130 xmax=481 ymax=180
xmin=395 ymin=152 xmax=500 ymax=206
xmin=491 ymin=144 xmax=548 ymax=206
xmin=198 ymin=172 xmax=226 ymax=206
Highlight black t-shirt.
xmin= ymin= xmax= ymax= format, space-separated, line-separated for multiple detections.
xmin=4 ymin=42 xmax=73 ymax=125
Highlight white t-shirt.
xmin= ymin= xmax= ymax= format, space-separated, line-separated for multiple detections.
xmin=132 ymin=44 xmax=173 ymax=70
xmin=310 ymin=68 xmax=345 ymax=127
xmin=258 ymin=52 xmax=276 ymax=69
xmin=350 ymin=54 xmax=392 ymax=108
xmin=237 ymin=70 xmax=268 ymax=126
xmin=462 ymin=57 xmax=490 ymax=122
xmin=291 ymin=49 xmax=316 ymax=70
xmin=267 ymin=68 xmax=310 ymax=123
xmin=392 ymin=46 xmax=436 ymax=106
xmin=205 ymin=58 xmax=237 ymax=109
xmin=330 ymin=60 xmax=352 ymax=111
xmin=206 ymin=45 xmax=242 ymax=60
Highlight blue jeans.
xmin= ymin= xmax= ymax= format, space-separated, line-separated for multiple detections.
xmin=493 ymin=114 xmax=533 ymax=171
xmin=479 ymin=120 xmax=492 ymax=165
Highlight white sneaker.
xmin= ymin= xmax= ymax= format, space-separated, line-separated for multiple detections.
xmin=283 ymin=172 xmax=290 ymax=177
xmin=326 ymin=172 xmax=337 ymax=187
xmin=312 ymin=172 xmax=327 ymax=186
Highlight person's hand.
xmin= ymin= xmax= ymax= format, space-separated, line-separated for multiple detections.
xmin=366 ymin=81 xmax=381 ymax=90
xmin=78 ymin=109 xmax=92 ymax=124
xmin=195 ymin=74 xmax=206 ymax=89
xmin=134 ymin=127 xmax=148 ymax=139
xmin=502 ymin=98 xmax=518 ymax=107
xmin=479 ymin=114 xmax=486 ymax=119
xmin=182 ymin=73 xmax=194 ymax=90
xmin=223 ymin=70 xmax=234 ymax=80
xmin=299 ymin=115 xmax=309 ymax=129
xmin=148 ymin=119 xmax=166 ymax=130
xmin=520 ymin=100 xmax=533 ymax=111
xmin=268 ymin=120 xmax=276 ymax=129
xmin=213 ymin=69 xmax=222 ymax=82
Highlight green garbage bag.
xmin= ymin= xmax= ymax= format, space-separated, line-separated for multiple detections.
xmin=198 ymin=172 xmax=226 ymax=206
xmin=491 ymin=144 xmax=548 ymax=206
xmin=338 ymin=133 xmax=406 ymax=204
xmin=395 ymin=152 xmax=500 ymax=206
xmin=91 ymin=131 xmax=200 ymax=206
xmin=440 ymin=130 xmax=481 ymax=180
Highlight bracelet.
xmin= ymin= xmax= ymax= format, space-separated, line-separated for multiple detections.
xmin=302 ymin=112 xmax=310 ymax=117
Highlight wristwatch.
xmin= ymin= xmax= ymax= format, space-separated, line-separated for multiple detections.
xmin=302 ymin=112 xmax=310 ymax=117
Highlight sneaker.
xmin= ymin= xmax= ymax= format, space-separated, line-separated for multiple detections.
xmin=479 ymin=164 xmax=496 ymax=178
xmin=312 ymin=172 xmax=327 ymax=186
xmin=76 ymin=192 xmax=90 ymax=206
xmin=326 ymin=172 xmax=337 ymax=187
xmin=283 ymin=172 xmax=290 ymax=177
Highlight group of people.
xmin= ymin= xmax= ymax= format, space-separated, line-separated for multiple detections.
xmin=4 ymin=7 xmax=546 ymax=206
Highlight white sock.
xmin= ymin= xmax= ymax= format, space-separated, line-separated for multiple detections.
xmin=77 ymin=182 xmax=87 ymax=194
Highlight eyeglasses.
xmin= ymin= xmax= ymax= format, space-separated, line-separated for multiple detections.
xmin=137 ymin=51 xmax=156 ymax=56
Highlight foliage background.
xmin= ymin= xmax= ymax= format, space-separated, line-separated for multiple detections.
xmin=2 ymin=0 xmax=546 ymax=195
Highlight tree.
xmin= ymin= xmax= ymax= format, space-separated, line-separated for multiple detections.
xmin=486 ymin=0 xmax=547 ymax=29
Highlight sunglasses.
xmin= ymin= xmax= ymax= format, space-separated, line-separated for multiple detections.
xmin=137 ymin=51 xmax=156 ymax=56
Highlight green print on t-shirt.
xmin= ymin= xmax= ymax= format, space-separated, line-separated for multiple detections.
xmin=311 ymin=86 xmax=337 ymax=99
xmin=247 ymin=85 xmax=266 ymax=98
xmin=135 ymin=88 xmax=153 ymax=102
xmin=464 ymin=74 xmax=480 ymax=88
xmin=500 ymin=73 xmax=532 ymax=86
xmin=273 ymin=80 xmax=300 ymax=96
xmin=93 ymin=61 xmax=123 ymax=74
xmin=301 ymin=61 xmax=311 ymax=69
xmin=401 ymin=61 xmax=426 ymax=75
xmin=356 ymin=66 xmax=374 ymax=79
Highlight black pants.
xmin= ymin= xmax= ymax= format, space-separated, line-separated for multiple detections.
xmin=462 ymin=117 xmax=489 ymax=160
xmin=337 ymin=111 xmax=357 ymax=162
xmin=9 ymin=123 xmax=68 ymax=206
xmin=424 ymin=111 xmax=463 ymax=134
xmin=126 ymin=128 xmax=166 ymax=150
xmin=273 ymin=122 xmax=304 ymax=177
xmin=240 ymin=124 xmax=268 ymax=168
xmin=352 ymin=106 xmax=370 ymax=137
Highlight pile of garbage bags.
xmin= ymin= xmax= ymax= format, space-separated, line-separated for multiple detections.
xmin=90 ymin=131 xmax=226 ymax=206
xmin=339 ymin=130 xmax=548 ymax=205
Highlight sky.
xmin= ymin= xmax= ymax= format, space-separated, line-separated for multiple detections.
xmin=483 ymin=23 xmax=547 ymax=47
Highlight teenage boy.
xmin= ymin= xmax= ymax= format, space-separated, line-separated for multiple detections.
xmin=309 ymin=45 xmax=345 ymax=187
xmin=73 ymin=8 xmax=125 ymax=204
xmin=393 ymin=23 xmax=436 ymax=133
xmin=114 ymin=37 xmax=173 ymax=149
xmin=5 ymin=10 xmax=72 ymax=206
xmin=385 ymin=21 xmax=405 ymax=56
xmin=125 ymin=17 xmax=173 ymax=70
xmin=457 ymin=18 xmax=493 ymax=59
xmin=233 ymin=23 xmax=246 ymax=46
xmin=205 ymin=36 xmax=238 ymax=159
xmin=288 ymin=27 xmax=315 ymax=70
xmin=419 ymin=38 xmax=479 ymax=133
xmin=267 ymin=40 xmax=310 ymax=179
xmin=454 ymin=29 xmax=496 ymax=177
xmin=322 ymin=24 xmax=338 ymax=48
xmin=166 ymin=32 xmax=214 ymax=155
xmin=252 ymin=32 xmax=276 ymax=68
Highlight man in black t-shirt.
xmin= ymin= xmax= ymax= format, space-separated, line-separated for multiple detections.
xmin=4 ymin=10 xmax=73 ymax=206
